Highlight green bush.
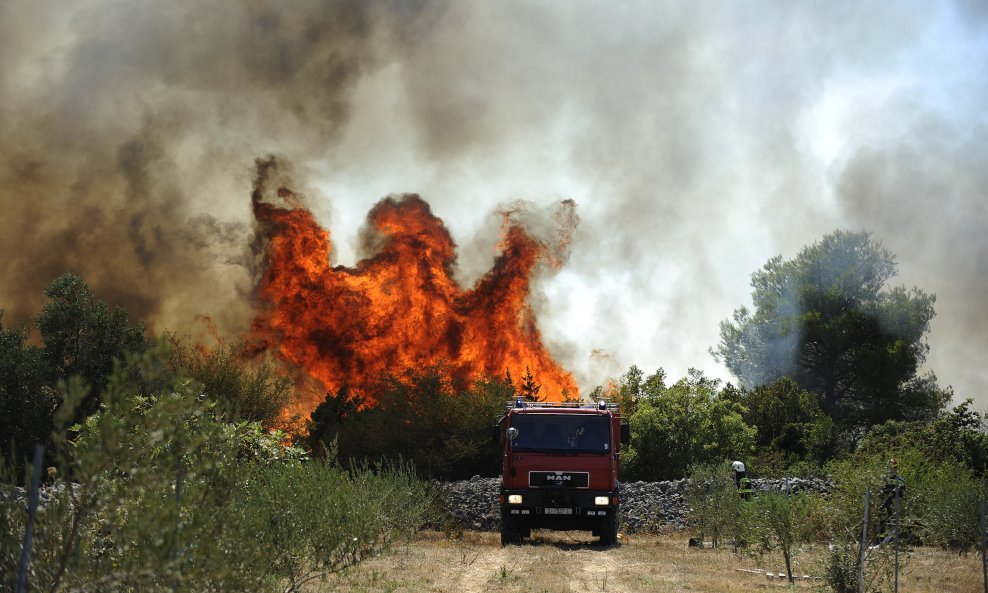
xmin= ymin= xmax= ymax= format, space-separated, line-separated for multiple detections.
xmin=721 ymin=377 xmax=837 ymax=474
xmin=822 ymin=448 xmax=986 ymax=551
xmin=904 ymin=457 xmax=985 ymax=549
xmin=0 ymin=314 xmax=57 ymax=475
xmin=0 ymin=344 xmax=429 ymax=593
xmin=307 ymin=366 xmax=511 ymax=479
xmin=622 ymin=369 xmax=756 ymax=481
xmin=166 ymin=336 xmax=293 ymax=428
xmin=856 ymin=400 xmax=988 ymax=475
xmin=746 ymin=447 xmax=826 ymax=479
xmin=227 ymin=457 xmax=430 ymax=592
xmin=823 ymin=541 xmax=860 ymax=593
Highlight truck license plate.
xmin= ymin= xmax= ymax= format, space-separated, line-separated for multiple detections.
xmin=544 ymin=507 xmax=573 ymax=515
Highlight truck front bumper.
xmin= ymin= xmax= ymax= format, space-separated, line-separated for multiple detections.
xmin=500 ymin=488 xmax=619 ymax=519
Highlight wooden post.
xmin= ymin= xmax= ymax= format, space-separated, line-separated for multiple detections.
xmin=858 ymin=490 xmax=870 ymax=593
xmin=894 ymin=483 xmax=901 ymax=593
xmin=980 ymin=501 xmax=987 ymax=593
xmin=16 ymin=444 xmax=44 ymax=593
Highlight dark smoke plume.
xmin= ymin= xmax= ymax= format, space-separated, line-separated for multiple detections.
xmin=0 ymin=0 xmax=438 ymax=332
xmin=2 ymin=0 xmax=986 ymax=406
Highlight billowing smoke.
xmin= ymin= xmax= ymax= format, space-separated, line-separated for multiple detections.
xmin=0 ymin=0 xmax=439 ymax=332
xmin=2 ymin=1 xmax=986 ymax=406
xmin=836 ymin=113 xmax=988 ymax=402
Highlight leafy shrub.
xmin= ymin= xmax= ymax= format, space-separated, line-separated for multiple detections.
xmin=719 ymin=377 xmax=837 ymax=475
xmin=166 ymin=336 xmax=292 ymax=427
xmin=0 ymin=344 xmax=429 ymax=593
xmin=823 ymin=447 xmax=985 ymax=551
xmin=823 ymin=541 xmax=860 ymax=593
xmin=227 ymin=457 xmax=430 ymax=592
xmin=307 ymin=365 xmax=511 ymax=479
xmin=856 ymin=400 xmax=988 ymax=475
xmin=622 ymin=369 xmax=756 ymax=481
xmin=905 ymin=458 xmax=985 ymax=550
xmin=0 ymin=315 xmax=57 ymax=474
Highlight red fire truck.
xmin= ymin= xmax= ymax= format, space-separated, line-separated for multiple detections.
xmin=496 ymin=398 xmax=630 ymax=545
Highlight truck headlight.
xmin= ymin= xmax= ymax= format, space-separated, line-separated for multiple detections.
xmin=508 ymin=494 xmax=523 ymax=504
xmin=594 ymin=496 xmax=609 ymax=506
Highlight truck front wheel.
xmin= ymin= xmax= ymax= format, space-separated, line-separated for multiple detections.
xmin=598 ymin=511 xmax=619 ymax=546
xmin=500 ymin=515 xmax=521 ymax=546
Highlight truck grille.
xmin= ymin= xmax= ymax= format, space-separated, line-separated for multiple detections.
xmin=528 ymin=471 xmax=590 ymax=488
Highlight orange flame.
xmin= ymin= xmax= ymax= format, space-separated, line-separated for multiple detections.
xmin=248 ymin=159 xmax=579 ymax=418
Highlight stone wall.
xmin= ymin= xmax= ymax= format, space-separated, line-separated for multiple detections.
xmin=434 ymin=476 xmax=831 ymax=532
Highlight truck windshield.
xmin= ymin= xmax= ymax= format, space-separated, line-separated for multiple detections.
xmin=509 ymin=414 xmax=610 ymax=454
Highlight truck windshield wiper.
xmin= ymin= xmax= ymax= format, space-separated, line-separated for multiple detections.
xmin=542 ymin=448 xmax=578 ymax=455
xmin=516 ymin=448 xmax=607 ymax=455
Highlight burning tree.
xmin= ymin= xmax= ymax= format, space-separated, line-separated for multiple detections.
xmin=247 ymin=158 xmax=579 ymax=419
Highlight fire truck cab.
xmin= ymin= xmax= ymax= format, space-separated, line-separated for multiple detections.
xmin=496 ymin=398 xmax=630 ymax=545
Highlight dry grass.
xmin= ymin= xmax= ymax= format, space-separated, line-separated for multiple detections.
xmin=310 ymin=530 xmax=984 ymax=593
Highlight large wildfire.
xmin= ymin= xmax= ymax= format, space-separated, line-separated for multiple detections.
xmin=247 ymin=159 xmax=579 ymax=418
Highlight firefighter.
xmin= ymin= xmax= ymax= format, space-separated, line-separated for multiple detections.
xmin=877 ymin=458 xmax=905 ymax=543
xmin=732 ymin=460 xmax=753 ymax=499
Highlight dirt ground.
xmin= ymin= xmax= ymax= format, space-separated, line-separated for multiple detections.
xmin=314 ymin=530 xmax=984 ymax=593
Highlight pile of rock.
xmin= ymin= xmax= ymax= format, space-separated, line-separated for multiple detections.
xmin=620 ymin=479 xmax=691 ymax=531
xmin=433 ymin=476 xmax=832 ymax=533
xmin=433 ymin=476 xmax=501 ymax=531
xmin=0 ymin=480 xmax=78 ymax=509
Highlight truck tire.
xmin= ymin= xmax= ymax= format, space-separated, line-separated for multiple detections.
xmin=598 ymin=511 xmax=618 ymax=546
xmin=501 ymin=516 xmax=520 ymax=546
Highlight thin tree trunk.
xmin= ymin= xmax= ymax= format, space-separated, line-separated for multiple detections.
xmin=783 ymin=547 xmax=793 ymax=583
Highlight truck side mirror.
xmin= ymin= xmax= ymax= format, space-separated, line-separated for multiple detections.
xmin=506 ymin=427 xmax=519 ymax=441
xmin=620 ymin=422 xmax=631 ymax=445
xmin=492 ymin=424 xmax=500 ymax=444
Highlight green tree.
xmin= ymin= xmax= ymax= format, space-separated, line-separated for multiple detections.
xmin=855 ymin=399 xmax=988 ymax=475
xmin=307 ymin=366 xmax=511 ymax=479
xmin=723 ymin=377 xmax=835 ymax=471
xmin=686 ymin=461 xmax=744 ymax=548
xmin=622 ymin=368 xmax=756 ymax=481
xmin=713 ymin=231 xmax=945 ymax=431
xmin=0 ymin=314 xmax=56 ymax=469
xmin=36 ymin=272 xmax=148 ymax=420
xmin=739 ymin=491 xmax=814 ymax=583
